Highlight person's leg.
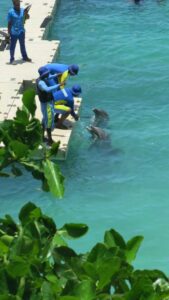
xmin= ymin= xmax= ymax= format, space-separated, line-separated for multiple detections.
xmin=54 ymin=105 xmax=71 ymax=129
xmin=10 ymin=34 xmax=18 ymax=63
xmin=40 ymin=102 xmax=48 ymax=141
xmin=46 ymin=102 xmax=55 ymax=145
xmin=57 ymin=113 xmax=70 ymax=128
xmin=18 ymin=31 xmax=31 ymax=61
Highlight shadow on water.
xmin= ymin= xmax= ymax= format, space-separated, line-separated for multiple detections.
xmin=88 ymin=139 xmax=123 ymax=158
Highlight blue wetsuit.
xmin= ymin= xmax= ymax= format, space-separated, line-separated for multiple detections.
xmin=53 ymin=88 xmax=77 ymax=118
xmin=45 ymin=63 xmax=69 ymax=75
xmin=37 ymin=78 xmax=60 ymax=130
xmin=43 ymin=63 xmax=69 ymax=87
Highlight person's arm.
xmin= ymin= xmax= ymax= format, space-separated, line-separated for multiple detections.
xmin=7 ymin=11 xmax=12 ymax=35
xmin=24 ymin=5 xmax=31 ymax=21
xmin=38 ymin=80 xmax=60 ymax=92
xmin=8 ymin=22 xmax=12 ymax=35
xmin=49 ymin=74 xmax=58 ymax=79
xmin=49 ymin=73 xmax=65 ymax=83
xmin=68 ymin=98 xmax=79 ymax=120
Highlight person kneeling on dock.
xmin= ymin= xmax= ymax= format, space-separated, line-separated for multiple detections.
xmin=36 ymin=67 xmax=62 ymax=145
xmin=53 ymin=85 xmax=82 ymax=129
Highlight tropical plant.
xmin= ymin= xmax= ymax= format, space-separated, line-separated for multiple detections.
xmin=0 ymin=89 xmax=64 ymax=198
xmin=0 ymin=202 xmax=169 ymax=299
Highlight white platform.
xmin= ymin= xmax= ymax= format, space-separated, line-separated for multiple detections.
xmin=0 ymin=0 xmax=82 ymax=160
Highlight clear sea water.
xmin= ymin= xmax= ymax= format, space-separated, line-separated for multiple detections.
xmin=1 ymin=0 xmax=169 ymax=273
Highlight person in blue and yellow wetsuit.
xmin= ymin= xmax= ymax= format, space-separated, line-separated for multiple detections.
xmin=38 ymin=63 xmax=79 ymax=89
xmin=52 ymin=84 xmax=82 ymax=129
xmin=36 ymin=67 xmax=62 ymax=145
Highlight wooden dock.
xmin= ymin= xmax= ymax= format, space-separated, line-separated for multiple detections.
xmin=0 ymin=0 xmax=82 ymax=160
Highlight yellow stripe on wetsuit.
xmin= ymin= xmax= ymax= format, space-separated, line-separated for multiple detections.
xmin=57 ymin=70 xmax=69 ymax=89
xmin=54 ymin=101 xmax=71 ymax=114
xmin=47 ymin=103 xmax=53 ymax=128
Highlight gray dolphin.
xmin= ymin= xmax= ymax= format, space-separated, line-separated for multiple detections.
xmin=92 ymin=108 xmax=109 ymax=127
xmin=86 ymin=125 xmax=108 ymax=140
xmin=86 ymin=125 xmax=123 ymax=157
xmin=93 ymin=108 xmax=109 ymax=119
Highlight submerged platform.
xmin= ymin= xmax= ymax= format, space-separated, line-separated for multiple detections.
xmin=0 ymin=0 xmax=82 ymax=160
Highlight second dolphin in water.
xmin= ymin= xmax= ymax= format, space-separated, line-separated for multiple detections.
xmin=86 ymin=125 xmax=123 ymax=157
xmin=86 ymin=125 xmax=109 ymax=140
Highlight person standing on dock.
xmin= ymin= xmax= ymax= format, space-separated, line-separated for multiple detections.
xmin=38 ymin=63 xmax=79 ymax=88
xmin=7 ymin=0 xmax=31 ymax=64
xmin=36 ymin=67 xmax=63 ymax=145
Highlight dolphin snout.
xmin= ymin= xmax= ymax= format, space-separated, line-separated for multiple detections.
xmin=86 ymin=125 xmax=92 ymax=132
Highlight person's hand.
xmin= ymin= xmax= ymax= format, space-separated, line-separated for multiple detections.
xmin=74 ymin=113 xmax=79 ymax=121
xmin=60 ymin=81 xmax=66 ymax=87
xmin=6 ymin=34 xmax=10 ymax=42
xmin=25 ymin=13 xmax=30 ymax=20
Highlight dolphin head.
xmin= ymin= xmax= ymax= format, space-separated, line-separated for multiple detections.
xmin=92 ymin=108 xmax=109 ymax=119
xmin=86 ymin=125 xmax=108 ymax=140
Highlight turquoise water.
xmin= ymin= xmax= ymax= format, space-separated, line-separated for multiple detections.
xmin=1 ymin=0 xmax=169 ymax=273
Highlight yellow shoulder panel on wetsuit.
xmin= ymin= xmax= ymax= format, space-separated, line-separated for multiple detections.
xmin=58 ymin=70 xmax=69 ymax=89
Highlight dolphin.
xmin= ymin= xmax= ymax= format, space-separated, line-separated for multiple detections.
xmin=93 ymin=108 xmax=109 ymax=119
xmin=92 ymin=108 xmax=109 ymax=127
xmin=86 ymin=125 xmax=123 ymax=157
xmin=86 ymin=125 xmax=108 ymax=140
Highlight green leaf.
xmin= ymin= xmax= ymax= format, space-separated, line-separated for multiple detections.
xmin=0 ymin=296 xmax=19 ymax=300
xmin=125 ymin=277 xmax=155 ymax=300
xmin=0 ymin=214 xmax=18 ymax=235
xmin=52 ymin=233 xmax=67 ymax=247
xmin=0 ymin=125 xmax=12 ymax=146
xmin=0 ymin=148 xmax=6 ymax=156
xmin=111 ymin=296 xmax=125 ymax=300
xmin=0 ymin=239 xmax=9 ymax=254
xmin=41 ymin=281 xmax=54 ymax=299
xmin=97 ymin=257 xmax=121 ymax=290
xmin=9 ymin=140 xmax=29 ymax=159
xmin=104 ymin=229 xmax=126 ymax=249
xmin=126 ymin=236 xmax=144 ymax=263
xmin=15 ymin=108 xmax=29 ymax=125
xmin=74 ymin=279 xmax=96 ymax=300
xmin=46 ymin=141 xmax=60 ymax=158
xmin=0 ymin=234 xmax=14 ymax=246
xmin=59 ymin=223 xmax=88 ymax=239
xmin=43 ymin=159 xmax=64 ymax=198
xmin=22 ymin=89 xmax=36 ymax=117
xmin=98 ymin=295 xmax=121 ymax=300
xmin=21 ymin=160 xmax=43 ymax=174
xmin=40 ymin=214 xmax=57 ymax=234
xmin=87 ymin=243 xmax=108 ymax=263
xmin=45 ymin=274 xmax=62 ymax=294
xmin=25 ymin=119 xmax=40 ymax=133
xmin=56 ymin=246 xmax=77 ymax=258
xmin=19 ymin=202 xmax=38 ymax=224
xmin=59 ymin=297 xmax=79 ymax=300
xmin=7 ymin=256 xmax=30 ymax=277
xmin=83 ymin=261 xmax=98 ymax=280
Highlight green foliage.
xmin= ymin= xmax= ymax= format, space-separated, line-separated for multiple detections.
xmin=0 ymin=89 xmax=64 ymax=198
xmin=0 ymin=202 xmax=169 ymax=299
